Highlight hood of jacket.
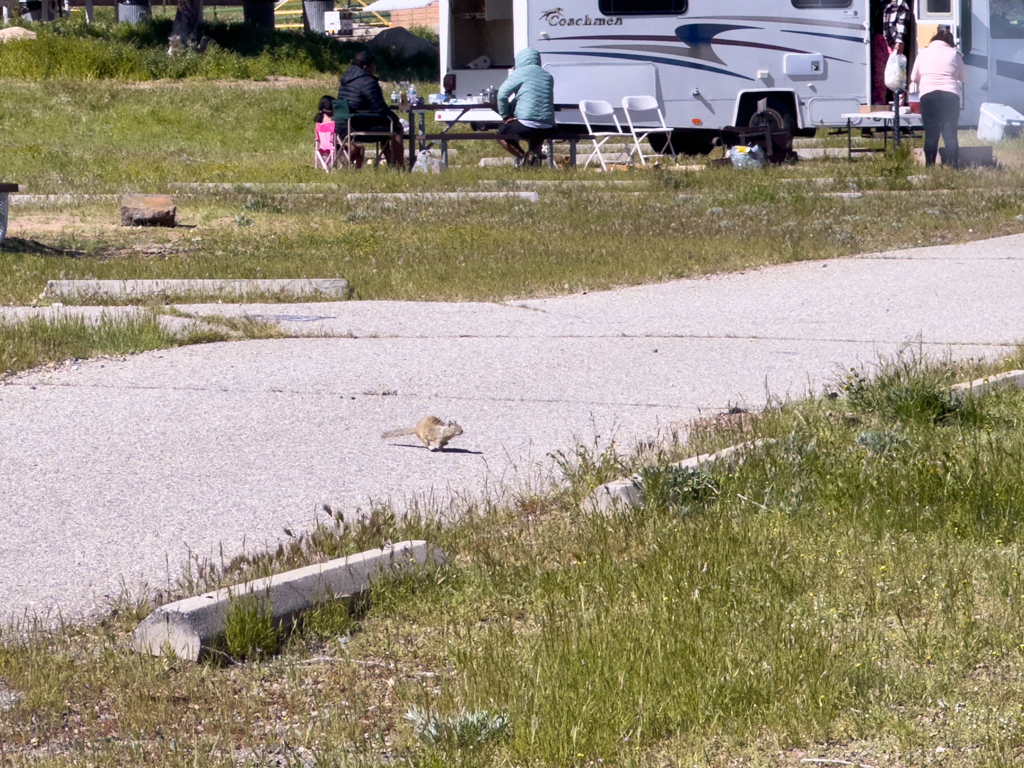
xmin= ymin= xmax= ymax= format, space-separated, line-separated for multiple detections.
xmin=515 ymin=48 xmax=541 ymax=68
xmin=339 ymin=64 xmax=373 ymax=87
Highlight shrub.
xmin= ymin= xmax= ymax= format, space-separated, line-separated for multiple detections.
xmin=223 ymin=594 xmax=280 ymax=661
xmin=406 ymin=707 xmax=511 ymax=751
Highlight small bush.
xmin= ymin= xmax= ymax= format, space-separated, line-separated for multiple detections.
xmin=407 ymin=24 xmax=439 ymax=45
xmin=406 ymin=707 xmax=511 ymax=751
xmin=843 ymin=354 xmax=961 ymax=424
xmin=640 ymin=463 xmax=719 ymax=511
xmin=223 ymin=594 xmax=280 ymax=661
xmin=301 ymin=597 xmax=354 ymax=640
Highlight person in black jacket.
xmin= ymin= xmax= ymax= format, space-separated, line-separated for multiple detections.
xmin=337 ymin=51 xmax=404 ymax=168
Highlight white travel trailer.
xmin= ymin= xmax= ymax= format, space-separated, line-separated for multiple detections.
xmin=439 ymin=0 xmax=1024 ymax=152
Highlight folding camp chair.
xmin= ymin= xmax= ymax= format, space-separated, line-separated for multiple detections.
xmin=621 ymin=95 xmax=677 ymax=165
xmin=333 ymin=99 xmax=400 ymax=168
xmin=314 ymin=121 xmax=337 ymax=172
xmin=579 ymin=100 xmax=626 ymax=171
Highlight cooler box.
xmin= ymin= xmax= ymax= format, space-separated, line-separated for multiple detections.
xmin=977 ymin=103 xmax=1024 ymax=142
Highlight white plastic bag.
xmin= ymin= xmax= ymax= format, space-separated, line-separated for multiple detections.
xmin=729 ymin=144 xmax=765 ymax=169
xmin=411 ymin=149 xmax=444 ymax=174
xmin=884 ymin=51 xmax=907 ymax=90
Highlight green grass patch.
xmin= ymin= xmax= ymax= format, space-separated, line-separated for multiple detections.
xmin=0 ymin=312 xmax=182 ymax=374
xmin=2 ymin=78 xmax=1023 ymax=306
xmin=223 ymin=594 xmax=280 ymax=661
xmin=0 ymin=309 xmax=289 ymax=377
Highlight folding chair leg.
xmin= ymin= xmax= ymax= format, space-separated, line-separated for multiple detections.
xmin=629 ymin=135 xmax=646 ymax=165
xmin=588 ymin=140 xmax=605 ymax=171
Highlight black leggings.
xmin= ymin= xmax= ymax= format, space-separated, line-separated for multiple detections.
xmin=920 ymin=90 xmax=960 ymax=168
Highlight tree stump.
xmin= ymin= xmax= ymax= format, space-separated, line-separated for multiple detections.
xmin=121 ymin=195 xmax=176 ymax=227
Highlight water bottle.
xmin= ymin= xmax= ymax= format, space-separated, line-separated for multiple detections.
xmin=390 ymin=89 xmax=400 ymax=105
xmin=407 ymin=84 xmax=417 ymax=104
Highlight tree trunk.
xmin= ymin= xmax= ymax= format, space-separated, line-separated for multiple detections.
xmin=169 ymin=0 xmax=202 ymax=51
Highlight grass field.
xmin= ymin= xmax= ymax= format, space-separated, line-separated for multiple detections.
xmin=2 ymin=79 xmax=1023 ymax=309
xmin=4 ymin=26 xmax=1024 ymax=768
xmin=4 ymin=352 xmax=1024 ymax=767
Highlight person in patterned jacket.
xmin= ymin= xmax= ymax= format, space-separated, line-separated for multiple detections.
xmin=884 ymin=0 xmax=912 ymax=55
xmin=872 ymin=0 xmax=913 ymax=104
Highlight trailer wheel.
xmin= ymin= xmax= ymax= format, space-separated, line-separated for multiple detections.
xmin=746 ymin=96 xmax=796 ymax=133
xmin=648 ymin=129 xmax=716 ymax=156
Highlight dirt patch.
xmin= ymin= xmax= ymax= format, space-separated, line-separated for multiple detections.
xmin=7 ymin=214 xmax=100 ymax=237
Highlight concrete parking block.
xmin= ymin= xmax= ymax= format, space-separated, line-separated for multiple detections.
xmin=583 ymin=478 xmax=643 ymax=514
xmin=44 ymin=278 xmax=351 ymax=300
xmin=346 ymin=191 xmax=539 ymax=202
xmin=950 ymin=370 xmax=1024 ymax=402
xmin=584 ymin=440 xmax=768 ymax=514
xmin=132 ymin=540 xmax=445 ymax=661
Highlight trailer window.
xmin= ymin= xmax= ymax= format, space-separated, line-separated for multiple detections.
xmin=991 ymin=0 xmax=1024 ymax=37
xmin=791 ymin=0 xmax=852 ymax=8
xmin=599 ymin=0 xmax=687 ymax=15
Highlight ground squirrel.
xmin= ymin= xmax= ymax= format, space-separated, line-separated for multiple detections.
xmin=381 ymin=415 xmax=463 ymax=451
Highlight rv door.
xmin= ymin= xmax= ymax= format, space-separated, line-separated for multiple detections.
xmin=915 ymin=0 xmax=958 ymax=49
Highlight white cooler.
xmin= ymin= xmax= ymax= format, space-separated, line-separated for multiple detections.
xmin=977 ymin=103 xmax=1024 ymax=142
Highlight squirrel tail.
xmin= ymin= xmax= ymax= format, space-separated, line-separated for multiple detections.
xmin=381 ymin=427 xmax=416 ymax=439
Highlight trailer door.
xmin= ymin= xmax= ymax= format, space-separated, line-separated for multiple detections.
xmin=989 ymin=0 xmax=1024 ymax=115
xmin=959 ymin=0 xmax=989 ymax=122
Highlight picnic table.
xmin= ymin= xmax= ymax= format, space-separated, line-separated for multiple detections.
xmin=404 ymin=101 xmax=592 ymax=170
xmin=0 ymin=183 xmax=17 ymax=246
xmin=839 ymin=110 xmax=922 ymax=158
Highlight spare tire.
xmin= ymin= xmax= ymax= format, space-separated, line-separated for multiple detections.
xmin=747 ymin=96 xmax=796 ymax=133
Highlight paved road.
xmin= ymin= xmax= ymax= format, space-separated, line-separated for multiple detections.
xmin=2 ymin=234 xmax=1023 ymax=624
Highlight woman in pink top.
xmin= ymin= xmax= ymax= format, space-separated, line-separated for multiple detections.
xmin=911 ymin=28 xmax=966 ymax=167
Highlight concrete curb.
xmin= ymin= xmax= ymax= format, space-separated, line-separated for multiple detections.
xmin=950 ymin=370 xmax=1024 ymax=402
xmin=11 ymin=194 xmax=120 ymax=205
xmin=132 ymin=540 xmax=445 ymax=661
xmin=346 ymin=191 xmax=539 ymax=202
xmin=583 ymin=439 xmax=770 ymax=514
xmin=44 ymin=278 xmax=351 ymax=299
xmin=169 ymin=183 xmax=345 ymax=192
xmin=478 ymin=180 xmax=645 ymax=188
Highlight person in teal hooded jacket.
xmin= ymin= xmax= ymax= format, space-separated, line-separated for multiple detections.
xmin=496 ymin=48 xmax=555 ymax=166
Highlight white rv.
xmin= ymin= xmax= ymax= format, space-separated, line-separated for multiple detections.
xmin=440 ymin=0 xmax=1024 ymax=152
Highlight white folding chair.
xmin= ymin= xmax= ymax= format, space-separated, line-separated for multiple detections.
xmin=579 ymin=99 xmax=626 ymax=171
xmin=621 ymin=95 xmax=676 ymax=165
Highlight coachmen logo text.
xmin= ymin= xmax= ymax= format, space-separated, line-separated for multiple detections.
xmin=541 ymin=7 xmax=623 ymax=25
